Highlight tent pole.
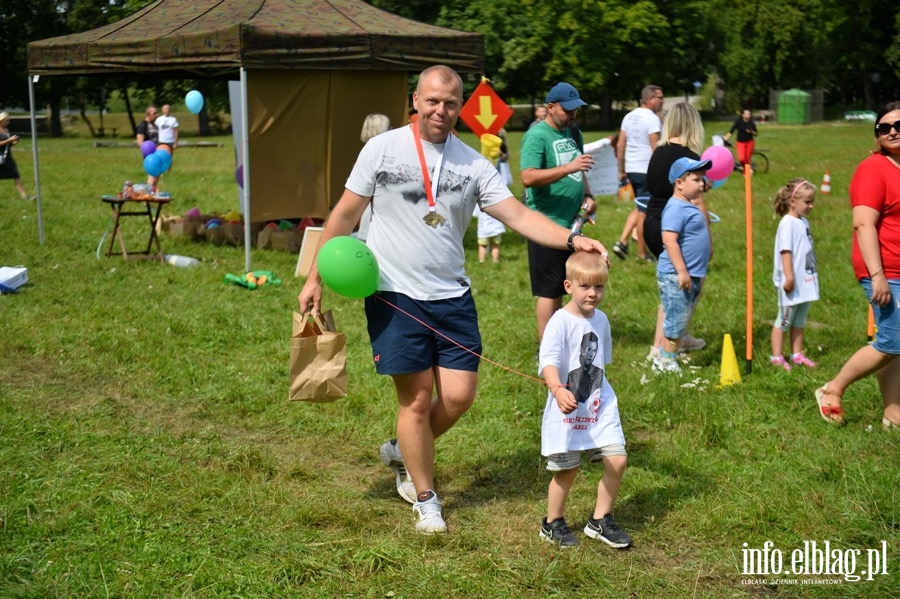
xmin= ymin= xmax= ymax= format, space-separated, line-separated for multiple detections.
xmin=241 ymin=67 xmax=252 ymax=272
xmin=28 ymin=74 xmax=44 ymax=245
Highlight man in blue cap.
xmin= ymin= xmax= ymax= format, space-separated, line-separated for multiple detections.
xmin=521 ymin=82 xmax=598 ymax=343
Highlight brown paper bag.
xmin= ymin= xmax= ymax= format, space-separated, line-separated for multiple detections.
xmin=289 ymin=310 xmax=348 ymax=402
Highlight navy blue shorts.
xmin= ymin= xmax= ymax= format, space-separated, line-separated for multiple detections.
xmin=364 ymin=290 xmax=482 ymax=375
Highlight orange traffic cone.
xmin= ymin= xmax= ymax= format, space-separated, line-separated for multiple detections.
xmin=820 ymin=170 xmax=832 ymax=194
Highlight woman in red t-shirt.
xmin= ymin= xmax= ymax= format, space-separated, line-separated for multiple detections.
xmin=815 ymin=102 xmax=900 ymax=429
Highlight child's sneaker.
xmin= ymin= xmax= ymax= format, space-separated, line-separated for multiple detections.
xmin=540 ymin=517 xmax=580 ymax=548
xmin=584 ymin=513 xmax=632 ymax=549
xmin=652 ymin=352 xmax=681 ymax=374
xmin=791 ymin=353 xmax=817 ymax=368
xmin=679 ymin=334 xmax=706 ymax=352
xmin=612 ymin=241 xmax=629 ymax=260
xmin=769 ymin=355 xmax=791 ymax=371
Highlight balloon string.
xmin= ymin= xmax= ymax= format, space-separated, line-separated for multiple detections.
xmin=373 ymin=294 xmax=563 ymax=393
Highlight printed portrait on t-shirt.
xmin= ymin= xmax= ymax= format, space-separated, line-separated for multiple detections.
xmin=566 ymin=332 xmax=604 ymax=409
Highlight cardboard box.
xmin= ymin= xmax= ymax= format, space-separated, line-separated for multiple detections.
xmin=0 ymin=266 xmax=28 ymax=291
xmin=203 ymin=225 xmax=226 ymax=246
xmin=167 ymin=216 xmax=204 ymax=241
xmin=222 ymin=222 xmax=245 ymax=247
xmin=258 ymin=227 xmax=301 ymax=252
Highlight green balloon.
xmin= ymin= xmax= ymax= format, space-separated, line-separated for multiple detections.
xmin=317 ymin=236 xmax=380 ymax=298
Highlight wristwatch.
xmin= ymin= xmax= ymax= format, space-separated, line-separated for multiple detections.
xmin=567 ymin=231 xmax=582 ymax=251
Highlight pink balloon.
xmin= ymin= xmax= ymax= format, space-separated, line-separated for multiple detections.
xmin=700 ymin=145 xmax=735 ymax=181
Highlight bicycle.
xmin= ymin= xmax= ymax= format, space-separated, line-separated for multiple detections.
xmin=718 ymin=135 xmax=770 ymax=174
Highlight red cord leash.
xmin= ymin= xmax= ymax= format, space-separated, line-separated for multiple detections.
xmin=374 ymin=294 xmax=564 ymax=394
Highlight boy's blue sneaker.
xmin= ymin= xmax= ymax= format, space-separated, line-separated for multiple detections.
xmin=540 ymin=517 xmax=580 ymax=548
xmin=584 ymin=514 xmax=633 ymax=549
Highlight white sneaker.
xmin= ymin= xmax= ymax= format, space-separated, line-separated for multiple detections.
xmin=646 ymin=346 xmax=661 ymax=362
xmin=412 ymin=491 xmax=447 ymax=534
xmin=652 ymin=355 xmax=682 ymax=374
xmin=379 ymin=440 xmax=417 ymax=504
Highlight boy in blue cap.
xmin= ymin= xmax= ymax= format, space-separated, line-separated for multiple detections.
xmin=653 ymin=157 xmax=712 ymax=374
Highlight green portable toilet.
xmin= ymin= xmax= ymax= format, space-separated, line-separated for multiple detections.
xmin=778 ymin=89 xmax=811 ymax=124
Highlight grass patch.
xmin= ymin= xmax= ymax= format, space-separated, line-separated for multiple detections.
xmin=0 ymin=119 xmax=897 ymax=597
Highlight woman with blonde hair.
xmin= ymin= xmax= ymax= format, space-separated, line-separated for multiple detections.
xmin=360 ymin=113 xmax=391 ymax=143
xmin=355 ymin=114 xmax=391 ymax=242
xmin=0 ymin=112 xmax=35 ymax=201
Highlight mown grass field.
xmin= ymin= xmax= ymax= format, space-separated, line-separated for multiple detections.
xmin=0 ymin=117 xmax=897 ymax=598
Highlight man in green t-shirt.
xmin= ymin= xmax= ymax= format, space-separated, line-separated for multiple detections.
xmin=521 ymin=82 xmax=598 ymax=342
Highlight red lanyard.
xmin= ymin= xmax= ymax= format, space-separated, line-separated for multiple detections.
xmin=411 ymin=120 xmax=438 ymax=214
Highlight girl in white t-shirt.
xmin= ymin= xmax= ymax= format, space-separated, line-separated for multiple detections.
xmin=770 ymin=179 xmax=820 ymax=370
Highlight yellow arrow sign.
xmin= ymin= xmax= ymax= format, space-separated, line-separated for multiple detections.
xmin=475 ymin=96 xmax=498 ymax=129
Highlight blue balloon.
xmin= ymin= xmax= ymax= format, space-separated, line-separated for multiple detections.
xmin=154 ymin=149 xmax=172 ymax=172
xmin=710 ymin=177 xmax=727 ymax=189
xmin=143 ymin=153 xmax=165 ymax=177
xmin=185 ymin=90 xmax=204 ymax=114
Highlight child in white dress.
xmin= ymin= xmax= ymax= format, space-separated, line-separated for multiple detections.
xmin=473 ymin=204 xmax=505 ymax=263
xmin=770 ymin=178 xmax=820 ymax=370
xmin=538 ymin=251 xmax=631 ymax=549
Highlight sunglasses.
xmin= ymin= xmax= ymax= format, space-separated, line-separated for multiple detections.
xmin=875 ymin=120 xmax=900 ymax=136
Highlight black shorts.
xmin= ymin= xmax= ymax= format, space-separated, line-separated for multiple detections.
xmin=528 ymin=240 xmax=571 ymax=298
xmin=643 ymin=214 xmax=664 ymax=258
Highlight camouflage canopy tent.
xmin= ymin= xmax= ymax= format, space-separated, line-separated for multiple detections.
xmin=25 ymin=0 xmax=484 ymax=268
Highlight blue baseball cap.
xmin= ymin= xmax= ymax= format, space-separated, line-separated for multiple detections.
xmin=669 ymin=157 xmax=712 ymax=184
xmin=546 ymin=82 xmax=587 ymax=110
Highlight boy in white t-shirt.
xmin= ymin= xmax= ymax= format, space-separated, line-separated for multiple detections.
xmin=538 ymin=251 xmax=632 ymax=549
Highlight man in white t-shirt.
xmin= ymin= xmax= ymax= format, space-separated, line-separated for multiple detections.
xmin=298 ymin=64 xmax=609 ymax=536
xmin=612 ymin=85 xmax=663 ymax=261
xmin=155 ymin=104 xmax=179 ymax=171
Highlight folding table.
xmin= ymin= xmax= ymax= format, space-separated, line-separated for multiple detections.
xmin=100 ymin=195 xmax=171 ymax=262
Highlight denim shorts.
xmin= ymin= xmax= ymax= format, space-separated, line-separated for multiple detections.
xmin=364 ymin=290 xmax=482 ymax=375
xmin=773 ymin=301 xmax=811 ymax=332
xmin=546 ymin=444 xmax=628 ymax=471
xmin=860 ymin=277 xmax=900 ymax=355
xmin=658 ymin=272 xmax=703 ymax=340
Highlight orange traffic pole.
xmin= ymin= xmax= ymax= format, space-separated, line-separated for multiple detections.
xmin=745 ymin=165 xmax=754 ymax=374
xmin=867 ymin=304 xmax=875 ymax=341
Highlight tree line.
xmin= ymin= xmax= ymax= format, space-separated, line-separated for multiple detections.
xmin=2 ymin=0 xmax=899 ymax=135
